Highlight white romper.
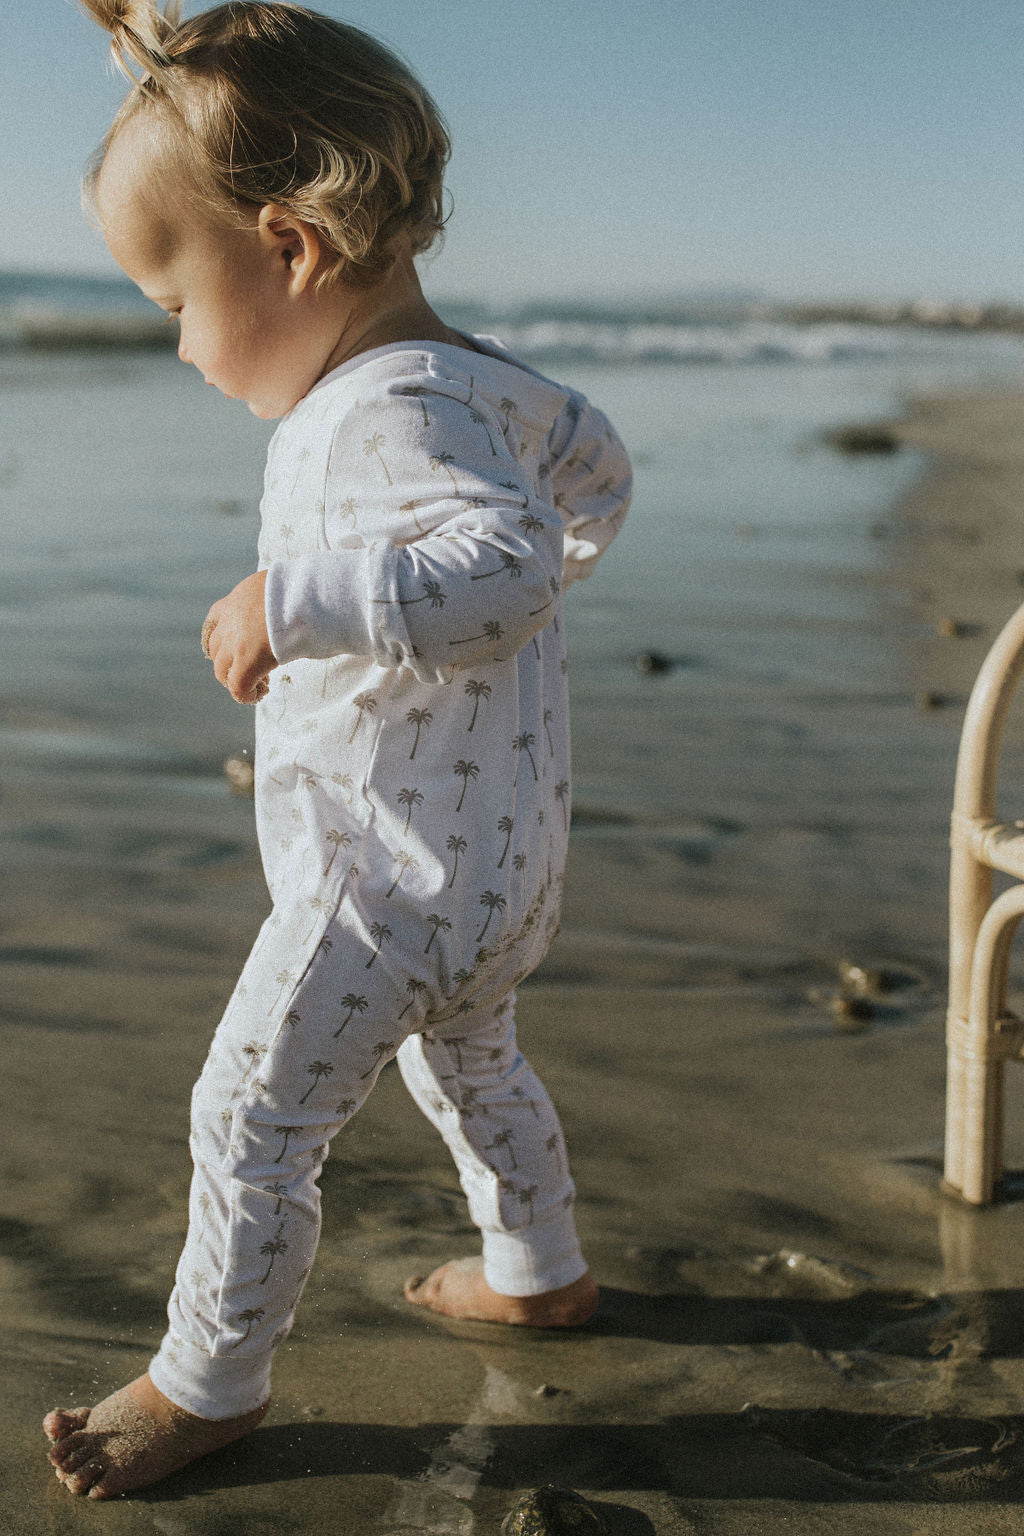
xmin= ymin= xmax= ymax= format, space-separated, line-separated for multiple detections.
xmin=147 ymin=335 xmax=631 ymax=1419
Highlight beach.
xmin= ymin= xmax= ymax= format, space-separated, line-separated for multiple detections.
xmin=7 ymin=327 xmax=1024 ymax=1531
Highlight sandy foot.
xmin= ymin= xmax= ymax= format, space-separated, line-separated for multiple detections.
xmin=43 ymin=1373 xmax=268 ymax=1499
xmin=404 ymin=1257 xmax=599 ymax=1325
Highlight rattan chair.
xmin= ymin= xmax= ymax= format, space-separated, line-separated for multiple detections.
xmin=945 ymin=600 xmax=1024 ymax=1203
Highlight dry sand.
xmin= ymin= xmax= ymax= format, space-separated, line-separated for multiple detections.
xmin=8 ymin=391 xmax=1024 ymax=1532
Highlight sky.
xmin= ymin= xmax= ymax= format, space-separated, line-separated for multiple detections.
xmin=3 ymin=0 xmax=1024 ymax=305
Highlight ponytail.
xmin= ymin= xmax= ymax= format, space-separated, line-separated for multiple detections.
xmin=81 ymin=2 xmax=451 ymax=286
xmin=79 ymin=0 xmax=182 ymax=85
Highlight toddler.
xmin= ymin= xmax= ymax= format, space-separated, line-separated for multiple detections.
xmin=45 ymin=0 xmax=630 ymax=1499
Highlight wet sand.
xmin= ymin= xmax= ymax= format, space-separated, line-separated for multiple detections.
xmin=9 ymin=389 xmax=1024 ymax=1531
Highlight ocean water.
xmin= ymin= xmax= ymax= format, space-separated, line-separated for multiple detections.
xmin=1 ymin=270 xmax=1023 ymax=823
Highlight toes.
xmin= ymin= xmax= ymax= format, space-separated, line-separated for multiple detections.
xmin=51 ymin=1441 xmax=98 ymax=1476
xmin=43 ymin=1408 xmax=89 ymax=1443
xmin=403 ymin=1275 xmax=426 ymax=1303
xmin=87 ymin=1471 xmax=124 ymax=1500
xmin=65 ymin=1459 xmax=108 ymax=1495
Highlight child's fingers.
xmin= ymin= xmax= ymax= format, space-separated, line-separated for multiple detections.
xmin=200 ymin=616 xmax=219 ymax=658
xmin=227 ymin=654 xmax=273 ymax=706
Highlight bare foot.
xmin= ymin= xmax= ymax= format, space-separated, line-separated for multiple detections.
xmin=404 ymin=1257 xmax=599 ymax=1326
xmin=43 ymin=1373 xmax=268 ymax=1499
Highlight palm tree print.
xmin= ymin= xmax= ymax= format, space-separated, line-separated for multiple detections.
xmin=566 ymin=448 xmax=595 ymax=475
xmin=397 ymin=977 xmax=428 ymax=1019
xmin=397 ymin=786 xmax=424 ymax=834
xmin=476 ymin=889 xmax=507 ymax=942
xmin=464 ymin=679 xmax=491 ymax=731
xmin=299 ymin=1060 xmax=333 ymax=1104
xmin=554 ymin=779 xmax=570 ymax=831
xmin=334 ymin=993 xmax=369 ymax=1037
xmin=499 ymin=480 xmax=530 ymax=510
xmin=231 ymin=1307 xmax=265 ymax=1348
xmin=348 ymin=691 xmax=377 ymax=744
xmin=277 ymin=674 xmax=292 ymax=722
xmin=518 ymin=512 xmax=545 ymax=533
xmin=499 ymin=398 xmax=518 ymax=433
xmin=399 ymin=497 xmax=432 ymax=534
xmin=516 ymin=1184 xmax=538 ymax=1225
xmin=529 ymin=577 xmax=562 ymax=618
xmin=543 ymin=708 xmax=555 ymax=756
xmin=335 ymin=1097 xmax=357 ymax=1119
xmin=449 ymin=966 xmax=474 ymax=994
xmin=485 ymin=1127 xmax=518 ymax=1170
xmin=197 ymin=1190 xmax=213 ymax=1239
xmin=428 ymin=451 xmax=460 ymax=495
xmin=264 ymin=1181 xmax=289 ymax=1214
xmin=332 ymin=772 xmax=356 ymax=806
xmin=444 ymin=1036 xmax=469 ymax=1073
xmin=302 ymin=895 xmax=332 ymax=943
xmin=336 ymin=496 xmax=358 ymax=526
xmin=453 ymin=759 xmax=480 ymax=811
xmin=279 ymin=522 xmax=296 ymax=557
xmin=273 ymin=1125 xmax=302 ymax=1164
xmin=513 ymin=851 xmax=527 ymax=904
xmin=363 ymin=432 xmax=392 ymax=485
xmin=285 ymin=1010 xmax=301 ymax=1030
xmin=469 ymin=408 xmax=498 ymax=453
xmin=513 ymin=732 xmax=538 ymax=783
xmin=406 ymin=707 xmax=433 ymax=759
xmin=497 ymin=815 xmax=515 ymax=868
xmin=449 ymin=620 xmax=504 ymax=649
xmin=400 ymin=385 xmax=432 ymax=426
xmin=258 ymin=1222 xmax=289 ymax=1283
xmin=268 ymin=969 xmax=296 ymax=1015
xmin=324 ymin=828 xmax=352 ymax=877
xmin=470 ymin=549 xmax=523 ymax=582
xmin=360 ymin=1040 xmax=396 ymax=1079
xmin=446 ymin=833 xmax=467 ymax=887
xmin=594 ymin=475 xmax=628 ymax=504
xmin=386 ymin=850 xmax=420 ymax=898
xmin=401 ymin=579 xmax=446 ymax=609
xmin=242 ymin=1041 xmax=267 ymax=1079
xmin=546 ymin=1132 xmax=565 ymax=1174
xmin=424 ymin=912 xmax=452 ymax=953
xmin=366 ymin=922 xmax=393 ymax=968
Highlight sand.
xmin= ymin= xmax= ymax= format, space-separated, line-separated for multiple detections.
xmin=8 ymin=388 xmax=1024 ymax=1532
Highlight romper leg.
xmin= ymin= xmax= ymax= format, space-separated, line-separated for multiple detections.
xmin=149 ymin=891 xmax=430 ymax=1419
xmin=397 ymin=993 xmax=588 ymax=1296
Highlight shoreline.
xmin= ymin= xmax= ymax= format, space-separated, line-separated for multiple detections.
xmin=8 ymin=385 xmax=1024 ymax=1530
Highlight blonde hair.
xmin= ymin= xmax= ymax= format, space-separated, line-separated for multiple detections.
xmin=80 ymin=0 xmax=450 ymax=285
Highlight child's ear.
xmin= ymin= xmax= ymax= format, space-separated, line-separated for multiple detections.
xmin=256 ymin=204 xmax=321 ymax=294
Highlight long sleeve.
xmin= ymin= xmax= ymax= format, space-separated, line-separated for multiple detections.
xmin=263 ymin=374 xmax=567 ymax=686
xmin=548 ymin=394 xmax=632 ymax=587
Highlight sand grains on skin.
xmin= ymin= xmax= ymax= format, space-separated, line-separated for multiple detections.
xmin=44 ymin=1373 xmax=268 ymax=1499
xmin=404 ymin=1257 xmax=599 ymax=1327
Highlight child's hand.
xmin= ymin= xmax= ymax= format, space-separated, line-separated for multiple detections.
xmin=201 ymin=571 xmax=278 ymax=705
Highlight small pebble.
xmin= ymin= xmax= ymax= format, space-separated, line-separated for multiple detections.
xmin=214 ymin=498 xmax=244 ymax=516
xmin=915 ymin=690 xmax=944 ymax=711
xmin=532 ymin=1383 xmax=560 ymax=1398
xmin=502 ymin=1485 xmax=607 ymax=1535
xmin=937 ymin=617 xmax=966 ymax=638
xmin=633 ymin=650 xmax=672 ymax=675
xmin=223 ymin=753 xmax=255 ymax=796
xmin=837 ymin=959 xmax=884 ymax=996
